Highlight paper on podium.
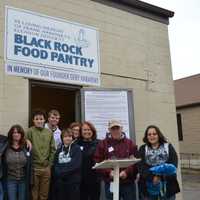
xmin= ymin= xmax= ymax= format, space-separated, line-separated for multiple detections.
xmin=93 ymin=158 xmax=140 ymax=169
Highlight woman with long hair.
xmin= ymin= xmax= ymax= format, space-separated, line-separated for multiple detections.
xmin=138 ymin=125 xmax=180 ymax=200
xmin=4 ymin=124 xmax=32 ymax=200
xmin=78 ymin=121 xmax=101 ymax=200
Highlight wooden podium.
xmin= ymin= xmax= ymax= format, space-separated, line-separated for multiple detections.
xmin=93 ymin=158 xmax=140 ymax=200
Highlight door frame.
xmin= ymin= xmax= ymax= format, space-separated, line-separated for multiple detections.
xmin=29 ymin=80 xmax=82 ymax=126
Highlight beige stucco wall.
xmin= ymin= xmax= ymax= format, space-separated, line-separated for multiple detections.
xmin=0 ymin=0 xmax=182 ymax=198
xmin=0 ymin=0 xmax=178 ymax=141
xmin=178 ymin=106 xmax=200 ymax=154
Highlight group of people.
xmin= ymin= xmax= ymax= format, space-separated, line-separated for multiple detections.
xmin=0 ymin=109 xmax=180 ymax=200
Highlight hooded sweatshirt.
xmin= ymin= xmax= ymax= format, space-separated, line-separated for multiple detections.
xmin=53 ymin=142 xmax=82 ymax=184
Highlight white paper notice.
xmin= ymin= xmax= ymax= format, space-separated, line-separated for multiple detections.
xmin=84 ymin=90 xmax=130 ymax=139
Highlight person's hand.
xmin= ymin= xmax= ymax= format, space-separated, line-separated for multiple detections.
xmin=26 ymin=139 xmax=32 ymax=150
xmin=153 ymin=175 xmax=160 ymax=185
xmin=119 ymin=171 xmax=127 ymax=179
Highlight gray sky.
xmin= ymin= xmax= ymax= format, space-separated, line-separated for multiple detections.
xmin=142 ymin=0 xmax=200 ymax=80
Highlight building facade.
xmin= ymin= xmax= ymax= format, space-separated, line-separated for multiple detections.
xmin=0 ymin=0 xmax=182 ymax=196
xmin=0 ymin=0 xmax=177 ymax=140
xmin=0 ymin=0 xmax=182 ymax=198
xmin=175 ymin=74 xmax=200 ymax=155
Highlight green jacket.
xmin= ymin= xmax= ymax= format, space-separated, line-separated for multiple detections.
xmin=26 ymin=126 xmax=56 ymax=168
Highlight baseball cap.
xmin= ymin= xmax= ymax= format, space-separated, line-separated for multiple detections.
xmin=108 ymin=120 xmax=122 ymax=129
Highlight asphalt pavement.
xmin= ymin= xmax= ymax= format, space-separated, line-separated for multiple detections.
xmin=182 ymin=169 xmax=200 ymax=200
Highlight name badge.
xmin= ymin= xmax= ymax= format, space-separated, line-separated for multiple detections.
xmin=80 ymin=146 xmax=84 ymax=151
xmin=108 ymin=146 xmax=114 ymax=152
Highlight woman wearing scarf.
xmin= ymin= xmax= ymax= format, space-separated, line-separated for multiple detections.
xmin=138 ymin=125 xmax=180 ymax=200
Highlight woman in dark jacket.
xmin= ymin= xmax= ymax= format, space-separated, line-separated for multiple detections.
xmin=138 ymin=125 xmax=180 ymax=200
xmin=78 ymin=121 xmax=101 ymax=200
xmin=4 ymin=124 xmax=32 ymax=200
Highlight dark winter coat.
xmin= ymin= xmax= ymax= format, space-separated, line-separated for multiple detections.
xmin=0 ymin=135 xmax=8 ymax=180
xmin=78 ymin=139 xmax=100 ymax=184
xmin=138 ymin=143 xmax=180 ymax=198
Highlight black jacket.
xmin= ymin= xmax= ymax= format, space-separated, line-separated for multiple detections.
xmin=0 ymin=135 xmax=8 ymax=180
xmin=53 ymin=142 xmax=82 ymax=184
xmin=138 ymin=143 xmax=180 ymax=198
xmin=78 ymin=139 xmax=100 ymax=184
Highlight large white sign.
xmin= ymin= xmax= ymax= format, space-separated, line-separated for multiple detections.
xmin=84 ymin=91 xmax=130 ymax=139
xmin=5 ymin=6 xmax=100 ymax=86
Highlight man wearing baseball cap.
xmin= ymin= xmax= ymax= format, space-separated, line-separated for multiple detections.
xmin=94 ymin=120 xmax=138 ymax=200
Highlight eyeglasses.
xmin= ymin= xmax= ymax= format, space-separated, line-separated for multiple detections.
xmin=82 ymin=129 xmax=91 ymax=132
xmin=147 ymin=133 xmax=158 ymax=136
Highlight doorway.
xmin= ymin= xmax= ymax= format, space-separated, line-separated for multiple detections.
xmin=29 ymin=80 xmax=81 ymax=129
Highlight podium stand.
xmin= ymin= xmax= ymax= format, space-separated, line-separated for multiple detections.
xmin=93 ymin=159 xmax=140 ymax=200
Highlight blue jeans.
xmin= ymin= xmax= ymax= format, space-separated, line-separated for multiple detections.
xmin=7 ymin=179 xmax=26 ymax=200
xmin=105 ymin=182 xmax=136 ymax=200
xmin=0 ymin=181 xmax=3 ymax=200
